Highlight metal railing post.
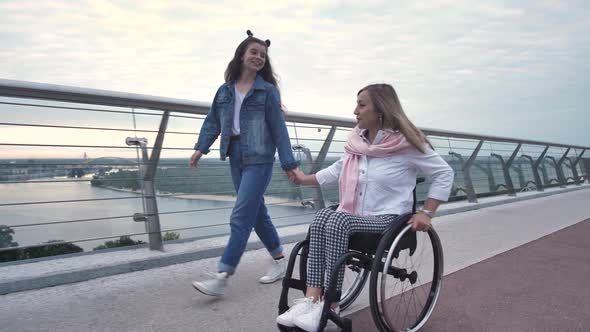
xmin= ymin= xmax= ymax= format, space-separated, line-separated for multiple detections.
xmin=125 ymin=111 xmax=169 ymax=251
xmin=539 ymin=161 xmax=550 ymax=185
xmin=449 ymin=140 xmax=483 ymax=203
xmin=291 ymin=144 xmax=312 ymax=205
xmin=544 ymin=156 xmax=561 ymax=187
xmin=491 ymin=143 xmax=520 ymax=196
xmin=309 ymin=126 xmax=337 ymax=209
xmin=565 ymin=158 xmax=578 ymax=185
xmin=556 ymin=148 xmax=571 ymax=187
xmin=513 ymin=162 xmax=527 ymax=189
xmin=292 ymin=126 xmax=337 ymax=209
xmin=522 ymin=145 xmax=549 ymax=192
xmin=569 ymin=149 xmax=586 ymax=184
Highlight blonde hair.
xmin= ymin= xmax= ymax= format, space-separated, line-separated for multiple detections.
xmin=358 ymin=83 xmax=430 ymax=153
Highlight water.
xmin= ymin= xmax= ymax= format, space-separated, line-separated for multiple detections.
xmin=1 ymin=157 xmax=577 ymax=252
xmin=0 ymin=178 xmax=311 ymax=251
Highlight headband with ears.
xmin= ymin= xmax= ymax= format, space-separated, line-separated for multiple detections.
xmin=246 ymin=29 xmax=271 ymax=47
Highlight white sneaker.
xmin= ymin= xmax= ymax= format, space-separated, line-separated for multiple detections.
xmin=259 ymin=257 xmax=287 ymax=284
xmin=276 ymin=297 xmax=315 ymax=327
xmin=191 ymin=272 xmax=228 ymax=297
xmin=293 ymin=301 xmax=340 ymax=332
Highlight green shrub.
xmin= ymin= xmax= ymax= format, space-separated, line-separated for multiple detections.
xmin=23 ymin=240 xmax=83 ymax=259
xmin=0 ymin=237 xmax=84 ymax=263
xmin=162 ymin=231 xmax=180 ymax=241
xmin=93 ymin=236 xmax=145 ymax=251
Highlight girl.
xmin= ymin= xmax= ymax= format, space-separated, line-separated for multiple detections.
xmin=190 ymin=30 xmax=299 ymax=297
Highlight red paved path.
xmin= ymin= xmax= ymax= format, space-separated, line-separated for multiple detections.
xmin=348 ymin=219 xmax=590 ymax=331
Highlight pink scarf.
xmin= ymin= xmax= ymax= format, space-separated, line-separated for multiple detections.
xmin=337 ymin=127 xmax=413 ymax=215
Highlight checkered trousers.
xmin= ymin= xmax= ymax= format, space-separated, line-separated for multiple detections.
xmin=306 ymin=206 xmax=399 ymax=290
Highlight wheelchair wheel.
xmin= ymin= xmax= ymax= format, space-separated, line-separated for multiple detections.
xmin=369 ymin=224 xmax=444 ymax=332
xmin=298 ymin=244 xmax=369 ymax=310
xmin=339 ymin=256 xmax=370 ymax=310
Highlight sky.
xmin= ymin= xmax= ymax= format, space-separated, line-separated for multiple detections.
xmin=0 ymin=0 xmax=589 ymax=159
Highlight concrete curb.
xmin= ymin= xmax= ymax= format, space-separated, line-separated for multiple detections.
xmin=436 ymin=185 xmax=590 ymax=217
xmin=1 ymin=185 xmax=589 ymax=295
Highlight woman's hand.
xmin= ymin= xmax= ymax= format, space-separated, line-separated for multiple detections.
xmin=286 ymin=168 xmax=305 ymax=184
xmin=189 ymin=150 xmax=203 ymax=168
xmin=407 ymin=212 xmax=432 ymax=232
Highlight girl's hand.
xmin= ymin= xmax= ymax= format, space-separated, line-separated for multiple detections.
xmin=287 ymin=168 xmax=305 ymax=184
xmin=189 ymin=151 xmax=203 ymax=168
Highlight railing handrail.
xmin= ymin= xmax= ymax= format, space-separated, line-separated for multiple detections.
xmin=0 ymin=78 xmax=588 ymax=150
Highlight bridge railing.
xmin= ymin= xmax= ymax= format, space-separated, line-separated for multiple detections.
xmin=0 ymin=78 xmax=588 ymax=260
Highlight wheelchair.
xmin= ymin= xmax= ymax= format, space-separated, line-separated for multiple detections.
xmin=278 ymin=178 xmax=444 ymax=332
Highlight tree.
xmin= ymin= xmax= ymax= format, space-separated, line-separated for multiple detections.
xmin=0 ymin=225 xmax=20 ymax=262
xmin=23 ymin=240 xmax=83 ymax=259
xmin=0 ymin=228 xmax=84 ymax=262
xmin=0 ymin=225 xmax=18 ymax=248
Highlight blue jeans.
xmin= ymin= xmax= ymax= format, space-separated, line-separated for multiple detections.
xmin=218 ymin=139 xmax=284 ymax=274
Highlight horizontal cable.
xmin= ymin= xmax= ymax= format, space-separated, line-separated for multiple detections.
xmin=156 ymin=197 xmax=310 ymax=216
xmin=0 ymin=101 xmax=205 ymax=120
xmin=159 ymin=211 xmax=317 ymax=233
xmin=287 ymin=123 xmax=333 ymax=130
xmin=0 ymin=143 xmax=197 ymax=151
xmin=0 ymin=196 xmax=141 ymax=207
xmin=0 ymin=174 xmax=304 ymax=185
xmin=0 ymin=122 xmax=195 ymax=135
xmin=0 ymin=177 xmax=145 ymax=185
xmin=5 ymin=214 xmax=137 ymax=228
xmin=157 ymin=186 xmax=321 ymax=199
xmin=4 ymin=195 xmax=316 ymax=229
xmin=0 ymin=162 xmax=140 ymax=167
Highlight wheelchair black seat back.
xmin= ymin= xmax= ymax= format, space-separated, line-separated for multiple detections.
xmin=278 ymin=177 xmax=444 ymax=332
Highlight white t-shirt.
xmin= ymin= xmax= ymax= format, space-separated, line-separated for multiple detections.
xmin=232 ymin=86 xmax=246 ymax=135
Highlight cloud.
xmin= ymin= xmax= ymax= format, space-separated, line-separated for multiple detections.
xmin=0 ymin=0 xmax=589 ymax=158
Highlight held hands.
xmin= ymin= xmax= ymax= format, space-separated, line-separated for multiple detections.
xmin=408 ymin=212 xmax=432 ymax=232
xmin=189 ymin=150 xmax=203 ymax=168
xmin=286 ymin=167 xmax=305 ymax=184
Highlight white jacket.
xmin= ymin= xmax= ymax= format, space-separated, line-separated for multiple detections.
xmin=315 ymin=129 xmax=454 ymax=216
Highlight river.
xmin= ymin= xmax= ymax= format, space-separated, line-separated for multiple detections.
xmin=0 ymin=177 xmax=311 ymax=251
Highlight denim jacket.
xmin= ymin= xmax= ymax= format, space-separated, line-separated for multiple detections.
xmin=194 ymin=75 xmax=299 ymax=171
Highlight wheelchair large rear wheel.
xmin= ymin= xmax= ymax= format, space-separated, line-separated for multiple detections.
xmin=369 ymin=225 xmax=444 ymax=332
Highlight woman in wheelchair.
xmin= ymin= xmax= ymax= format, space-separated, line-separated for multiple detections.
xmin=279 ymin=83 xmax=454 ymax=332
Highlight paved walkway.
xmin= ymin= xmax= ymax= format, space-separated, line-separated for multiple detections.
xmin=0 ymin=188 xmax=589 ymax=331
xmin=348 ymin=218 xmax=590 ymax=331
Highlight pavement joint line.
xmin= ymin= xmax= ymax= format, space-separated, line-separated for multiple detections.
xmin=0 ymin=184 xmax=589 ymax=295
